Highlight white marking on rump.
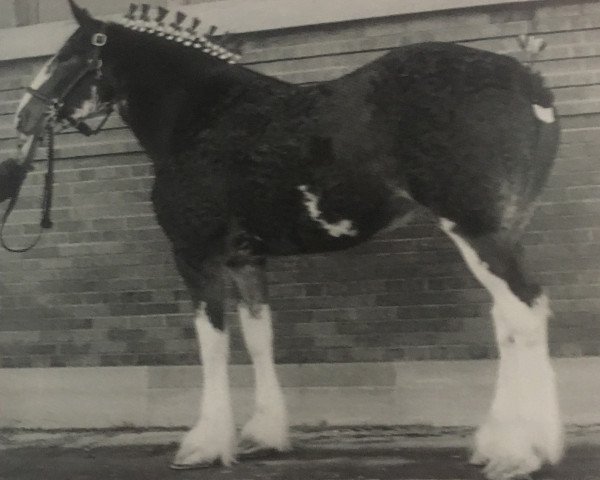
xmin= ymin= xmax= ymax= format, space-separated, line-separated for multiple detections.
xmin=238 ymin=304 xmax=290 ymax=450
xmin=297 ymin=185 xmax=358 ymax=238
xmin=533 ymin=104 xmax=555 ymax=124
xmin=440 ymin=219 xmax=562 ymax=476
xmin=15 ymin=58 xmax=55 ymax=125
xmin=174 ymin=303 xmax=235 ymax=467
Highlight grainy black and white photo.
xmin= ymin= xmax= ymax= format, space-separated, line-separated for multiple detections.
xmin=0 ymin=1 xmax=599 ymax=479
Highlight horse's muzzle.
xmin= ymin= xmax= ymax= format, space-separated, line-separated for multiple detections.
xmin=15 ymin=95 xmax=50 ymax=136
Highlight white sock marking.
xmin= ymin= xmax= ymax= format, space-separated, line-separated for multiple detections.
xmin=298 ymin=185 xmax=358 ymax=237
xmin=238 ymin=304 xmax=290 ymax=451
xmin=440 ymin=219 xmax=563 ymax=477
xmin=533 ymin=104 xmax=555 ymax=124
xmin=174 ymin=303 xmax=235 ymax=466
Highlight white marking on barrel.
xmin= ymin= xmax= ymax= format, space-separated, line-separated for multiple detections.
xmin=298 ymin=185 xmax=358 ymax=238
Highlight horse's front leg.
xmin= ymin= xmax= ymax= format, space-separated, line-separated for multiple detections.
xmin=228 ymin=256 xmax=290 ymax=456
xmin=171 ymin=254 xmax=236 ymax=468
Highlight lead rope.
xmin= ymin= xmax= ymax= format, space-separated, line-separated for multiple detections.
xmin=40 ymin=124 xmax=55 ymax=229
xmin=1 ymin=124 xmax=56 ymax=253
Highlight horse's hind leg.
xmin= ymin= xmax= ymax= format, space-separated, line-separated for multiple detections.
xmin=440 ymin=219 xmax=562 ymax=480
xmin=171 ymin=253 xmax=236 ymax=469
xmin=228 ymin=254 xmax=290 ymax=456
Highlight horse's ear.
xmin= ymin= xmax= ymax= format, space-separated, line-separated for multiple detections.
xmin=68 ymin=0 xmax=94 ymax=26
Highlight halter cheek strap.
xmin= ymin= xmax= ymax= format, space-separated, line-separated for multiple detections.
xmin=59 ymin=29 xmax=113 ymax=137
xmin=25 ymin=26 xmax=107 ymax=114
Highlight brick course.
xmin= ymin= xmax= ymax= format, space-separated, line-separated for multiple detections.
xmin=0 ymin=0 xmax=599 ymax=367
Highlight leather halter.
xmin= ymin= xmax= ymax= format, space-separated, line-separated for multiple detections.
xmin=1 ymin=29 xmax=113 ymax=252
xmin=26 ymin=29 xmax=113 ymax=137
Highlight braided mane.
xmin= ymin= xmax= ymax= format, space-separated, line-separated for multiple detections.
xmin=116 ymin=3 xmax=243 ymax=64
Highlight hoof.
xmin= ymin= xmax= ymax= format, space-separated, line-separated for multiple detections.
xmin=483 ymin=456 xmax=540 ymax=480
xmin=173 ymin=422 xmax=236 ymax=468
xmin=170 ymin=459 xmax=222 ymax=470
xmin=238 ymin=413 xmax=291 ymax=455
xmin=237 ymin=438 xmax=284 ymax=460
xmin=472 ymin=419 xmax=562 ymax=480
xmin=469 ymin=451 xmax=488 ymax=467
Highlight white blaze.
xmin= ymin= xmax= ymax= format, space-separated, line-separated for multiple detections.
xmin=17 ymin=135 xmax=36 ymax=159
xmin=15 ymin=58 xmax=55 ymax=125
xmin=298 ymin=185 xmax=358 ymax=238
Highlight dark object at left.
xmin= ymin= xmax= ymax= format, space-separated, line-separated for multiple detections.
xmin=0 ymin=158 xmax=29 ymax=203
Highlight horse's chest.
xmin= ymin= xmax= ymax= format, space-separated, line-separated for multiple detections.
xmin=151 ymin=165 xmax=229 ymax=248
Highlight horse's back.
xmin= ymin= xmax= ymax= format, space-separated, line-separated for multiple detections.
xmin=154 ymin=42 xmax=559 ymax=255
xmin=330 ymin=41 xmax=559 ymax=237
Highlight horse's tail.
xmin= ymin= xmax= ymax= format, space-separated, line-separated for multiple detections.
xmin=525 ymin=68 xmax=560 ymax=202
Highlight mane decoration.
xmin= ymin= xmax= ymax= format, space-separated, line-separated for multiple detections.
xmin=118 ymin=3 xmax=243 ymax=64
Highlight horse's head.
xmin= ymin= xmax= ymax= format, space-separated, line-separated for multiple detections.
xmin=15 ymin=1 xmax=115 ymax=141
xmin=15 ymin=1 xmax=246 ymax=152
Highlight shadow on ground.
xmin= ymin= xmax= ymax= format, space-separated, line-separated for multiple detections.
xmin=1 ymin=427 xmax=599 ymax=480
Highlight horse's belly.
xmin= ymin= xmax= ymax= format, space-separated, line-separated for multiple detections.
xmin=241 ymin=179 xmax=410 ymax=256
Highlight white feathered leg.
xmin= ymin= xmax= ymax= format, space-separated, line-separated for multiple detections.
xmin=238 ymin=303 xmax=290 ymax=454
xmin=172 ymin=303 xmax=236 ymax=468
xmin=474 ymin=294 xmax=562 ymax=479
xmin=441 ymin=219 xmax=563 ymax=480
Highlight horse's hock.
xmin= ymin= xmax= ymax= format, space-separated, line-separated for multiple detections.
xmin=0 ymin=0 xmax=599 ymax=436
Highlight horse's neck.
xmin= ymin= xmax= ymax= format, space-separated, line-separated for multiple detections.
xmin=104 ymin=24 xmax=281 ymax=167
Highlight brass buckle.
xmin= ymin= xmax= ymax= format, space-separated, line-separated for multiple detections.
xmin=91 ymin=33 xmax=107 ymax=47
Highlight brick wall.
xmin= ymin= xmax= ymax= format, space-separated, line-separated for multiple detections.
xmin=0 ymin=0 xmax=599 ymax=368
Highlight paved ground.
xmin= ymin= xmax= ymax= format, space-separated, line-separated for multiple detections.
xmin=1 ymin=426 xmax=599 ymax=480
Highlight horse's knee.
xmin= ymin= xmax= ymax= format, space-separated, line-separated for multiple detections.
xmin=473 ymin=238 xmax=542 ymax=306
xmin=174 ymin=251 xmax=227 ymax=330
xmin=441 ymin=220 xmax=540 ymax=306
xmin=226 ymin=232 xmax=269 ymax=313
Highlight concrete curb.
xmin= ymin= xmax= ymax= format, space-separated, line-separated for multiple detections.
xmin=1 ymin=359 xmax=599 ymax=429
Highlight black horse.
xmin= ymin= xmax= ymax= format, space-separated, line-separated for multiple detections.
xmin=12 ymin=2 xmax=562 ymax=478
